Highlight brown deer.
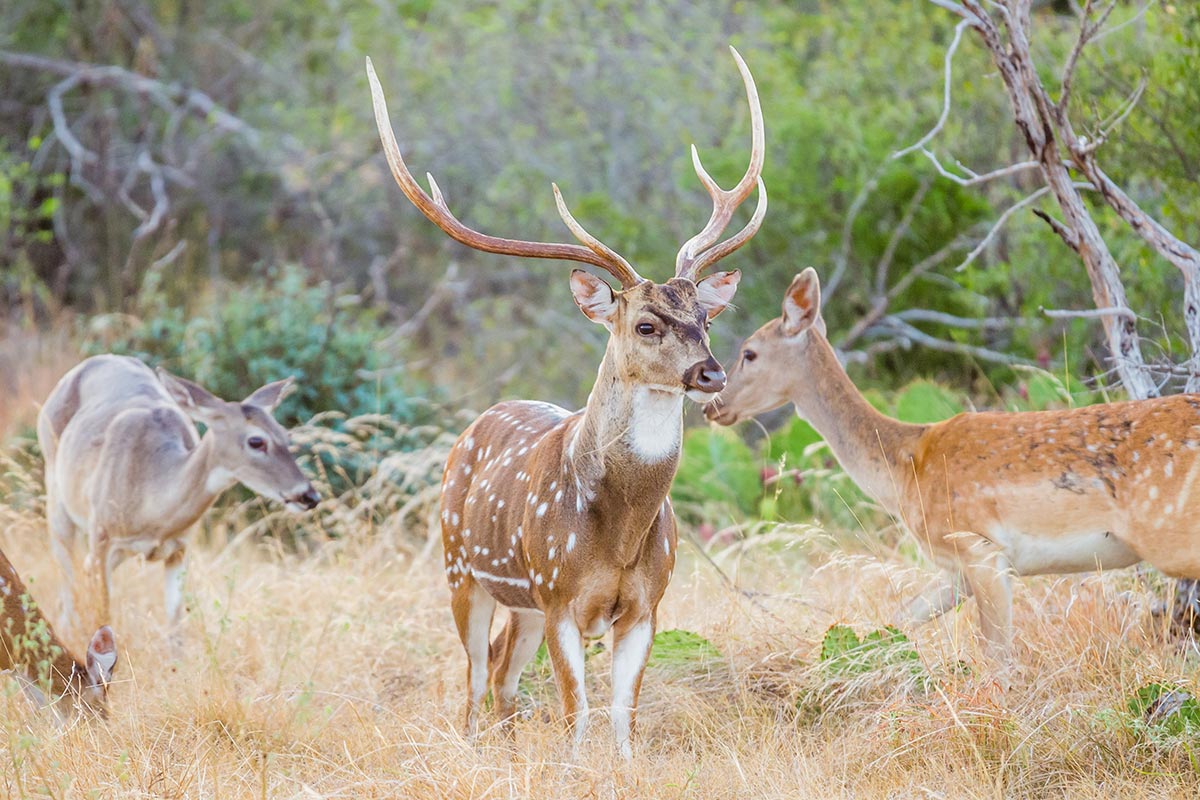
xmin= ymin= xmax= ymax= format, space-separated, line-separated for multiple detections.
xmin=0 ymin=547 xmax=117 ymax=719
xmin=366 ymin=48 xmax=765 ymax=757
xmin=38 ymin=354 xmax=320 ymax=641
xmin=706 ymin=268 xmax=1200 ymax=664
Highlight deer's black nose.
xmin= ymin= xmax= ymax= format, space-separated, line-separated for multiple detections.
xmin=298 ymin=487 xmax=321 ymax=510
xmin=683 ymin=358 xmax=727 ymax=394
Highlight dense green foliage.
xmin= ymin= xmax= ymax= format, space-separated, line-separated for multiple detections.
xmin=82 ymin=266 xmax=432 ymax=426
xmin=3 ymin=1 xmax=1198 ymax=408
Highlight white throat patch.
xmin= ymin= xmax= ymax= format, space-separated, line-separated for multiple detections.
xmin=205 ymin=466 xmax=237 ymax=495
xmin=627 ymin=387 xmax=683 ymax=463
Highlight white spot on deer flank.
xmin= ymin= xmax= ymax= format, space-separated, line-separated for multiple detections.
xmin=566 ymin=532 xmax=577 ymax=553
xmin=536 ymin=502 xmax=549 ymax=518
xmin=548 ymin=547 xmax=556 ymax=560
xmin=1150 ymin=486 xmax=1159 ymax=499
xmin=1166 ymin=461 xmax=1175 ymax=477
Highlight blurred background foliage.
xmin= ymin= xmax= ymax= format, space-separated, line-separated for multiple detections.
xmin=1 ymin=0 xmax=1197 ymax=536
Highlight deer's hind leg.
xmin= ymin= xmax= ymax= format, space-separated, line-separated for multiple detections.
xmin=489 ymin=608 xmax=545 ymax=731
xmin=450 ymin=576 xmax=496 ymax=738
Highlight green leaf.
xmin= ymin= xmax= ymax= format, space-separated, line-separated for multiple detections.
xmin=893 ymin=380 xmax=965 ymax=424
xmin=647 ymin=629 xmax=721 ymax=673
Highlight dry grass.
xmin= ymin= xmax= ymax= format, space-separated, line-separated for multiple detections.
xmin=0 ymin=497 xmax=1198 ymax=799
xmin=0 ymin=323 xmax=77 ymax=444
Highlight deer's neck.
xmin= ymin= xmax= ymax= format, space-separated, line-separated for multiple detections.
xmin=146 ymin=431 xmax=230 ymax=534
xmin=789 ymin=335 xmax=924 ymax=510
xmin=566 ymin=351 xmax=682 ymax=563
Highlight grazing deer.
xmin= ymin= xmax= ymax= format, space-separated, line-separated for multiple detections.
xmin=0 ymin=547 xmax=117 ymax=719
xmin=706 ymin=268 xmax=1200 ymax=663
xmin=367 ymin=47 xmax=764 ymax=757
xmin=37 ymin=354 xmax=320 ymax=639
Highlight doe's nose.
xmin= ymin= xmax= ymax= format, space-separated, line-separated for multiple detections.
xmin=683 ymin=358 xmax=727 ymax=394
xmin=298 ymin=486 xmax=321 ymax=510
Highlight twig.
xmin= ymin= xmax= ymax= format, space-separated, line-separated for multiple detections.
xmin=870 ymin=317 xmax=1035 ymax=366
xmin=892 ymin=19 xmax=971 ymax=161
xmin=1040 ymin=305 xmax=1136 ymax=322
xmin=918 ymin=148 xmax=1039 ymax=187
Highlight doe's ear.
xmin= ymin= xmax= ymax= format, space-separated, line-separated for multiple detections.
xmin=85 ymin=625 xmax=118 ymax=686
xmin=696 ymin=269 xmax=741 ymax=320
xmin=781 ymin=268 xmax=823 ymax=336
xmin=157 ymin=368 xmax=225 ymax=423
xmin=243 ymin=377 xmax=295 ymax=413
xmin=569 ymin=269 xmax=618 ymax=328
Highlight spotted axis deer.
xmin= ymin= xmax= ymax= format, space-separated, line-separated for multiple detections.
xmin=38 ymin=354 xmax=320 ymax=639
xmin=706 ymin=268 xmax=1200 ymax=663
xmin=367 ymin=48 xmax=764 ymax=756
xmin=0 ymin=547 xmax=117 ymax=719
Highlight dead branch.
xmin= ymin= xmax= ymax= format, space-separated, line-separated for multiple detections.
xmin=1040 ymin=305 xmax=1137 ymax=322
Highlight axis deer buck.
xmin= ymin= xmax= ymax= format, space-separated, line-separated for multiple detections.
xmin=367 ymin=47 xmax=765 ymax=757
xmin=706 ymin=268 xmax=1200 ymax=663
xmin=0 ymin=547 xmax=117 ymax=719
xmin=37 ymin=354 xmax=320 ymax=641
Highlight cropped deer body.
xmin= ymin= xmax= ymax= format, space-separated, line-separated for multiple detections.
xmin=0 ymin=547 xmax=117 ymax=718
xmin=38 ymin=354 xmax=319 ymax=639
xmin=367 ymin=48 xmax=765 ymax=757
xmin=706 ymin=269 xmax=1200 ymax=661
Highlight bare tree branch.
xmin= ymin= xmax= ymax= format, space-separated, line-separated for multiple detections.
xmin=1040 ymin=305 xmax=1137 ymax=322
xmin=893 ymin=19 xmax=972 ymax=162
xmin=918 ymin=148 xmax=1039 ymax=186
xmin=868 ymin=317 xmax=1035 ymax=366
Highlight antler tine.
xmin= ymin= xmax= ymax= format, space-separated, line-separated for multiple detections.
xmin=551 ymin=185 xmax=642 ymax=288
xmin=366 ymin=57 xmax=644 ymax=288
xmin=675 ymin=46 xmax=766 ymax=283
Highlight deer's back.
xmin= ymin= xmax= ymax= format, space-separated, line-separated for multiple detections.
xmin=40 ymin=355 xmax=199 ymax=513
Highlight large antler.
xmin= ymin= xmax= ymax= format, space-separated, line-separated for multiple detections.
xmin=674 ymin=46 xmax=767 ymax=283
xmin=366 ymin=57 xmax=644 ymax=289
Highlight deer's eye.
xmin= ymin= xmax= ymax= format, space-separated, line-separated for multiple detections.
xmin=743 ymin=349 xmax=757 ymax=363
xmin=247 ymin=436 xmax=267 ymax=452
xmin=636 ymin=322 xmax=656 ymax=336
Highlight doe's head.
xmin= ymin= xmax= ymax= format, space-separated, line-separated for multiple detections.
xmin=156 ymin=369 xmax=320 ymax=511
xmin=705 ymin=267 xmax=825 ymax=425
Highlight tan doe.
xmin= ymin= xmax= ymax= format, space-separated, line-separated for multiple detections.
xmin=367 ymin=47 xmax=765 ymax=757
xmin=706 ymin=268 xmax=1200 ymax=663
xmin=0 ymin=547 xmax=117 ymax=719
xmin=38 ymin=354 xmax=319 ymax=640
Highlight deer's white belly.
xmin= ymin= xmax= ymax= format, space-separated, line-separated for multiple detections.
xmin=989 ymin=525 xmax=1140 ymax=575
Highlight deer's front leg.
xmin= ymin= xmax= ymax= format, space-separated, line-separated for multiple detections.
xmin=959 ymin=540 xmax=1014 ymax=665
xmin=164 ymin=547 xmax=187 ymax=650
xmin=547 ymin=610 xmax=589 ymax=751
xmin=610 ymin=613 xmax=654 ymax=760
xmin=895 ymin=573 xmax=971 ymax=628
xmin=82 ymin=526 xmax=116 ymax=629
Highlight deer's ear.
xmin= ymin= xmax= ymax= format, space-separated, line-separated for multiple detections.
xmin=570 ymin=269 xmax=618 ymax=328
xmin=157 ymin=368 xmax=224 ymax=423
xmin=781 ymin=268 xmax=823 ymax=336
xmin=243 ymin=377 xmax=294 ymax=413
xmin=696 ymin=270 xmax=741 ymax=320
xmin=85 ymin=626 xmax=117 ymax=686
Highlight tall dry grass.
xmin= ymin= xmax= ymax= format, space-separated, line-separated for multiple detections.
xmin=0 ymin=480 xmax=1197 ymax=798
xmin=0 ymin=322 xmax=77 ymax=444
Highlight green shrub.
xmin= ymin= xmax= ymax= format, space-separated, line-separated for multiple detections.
xmin=83 ymin=266 xmax=435 ymax=427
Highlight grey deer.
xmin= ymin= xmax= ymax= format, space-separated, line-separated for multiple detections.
xmin=38 ymin=354 xmax=319 ymax=639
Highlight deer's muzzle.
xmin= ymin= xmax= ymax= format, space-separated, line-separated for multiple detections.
xmin=683 ymin=358 xmax=727 ymax=395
